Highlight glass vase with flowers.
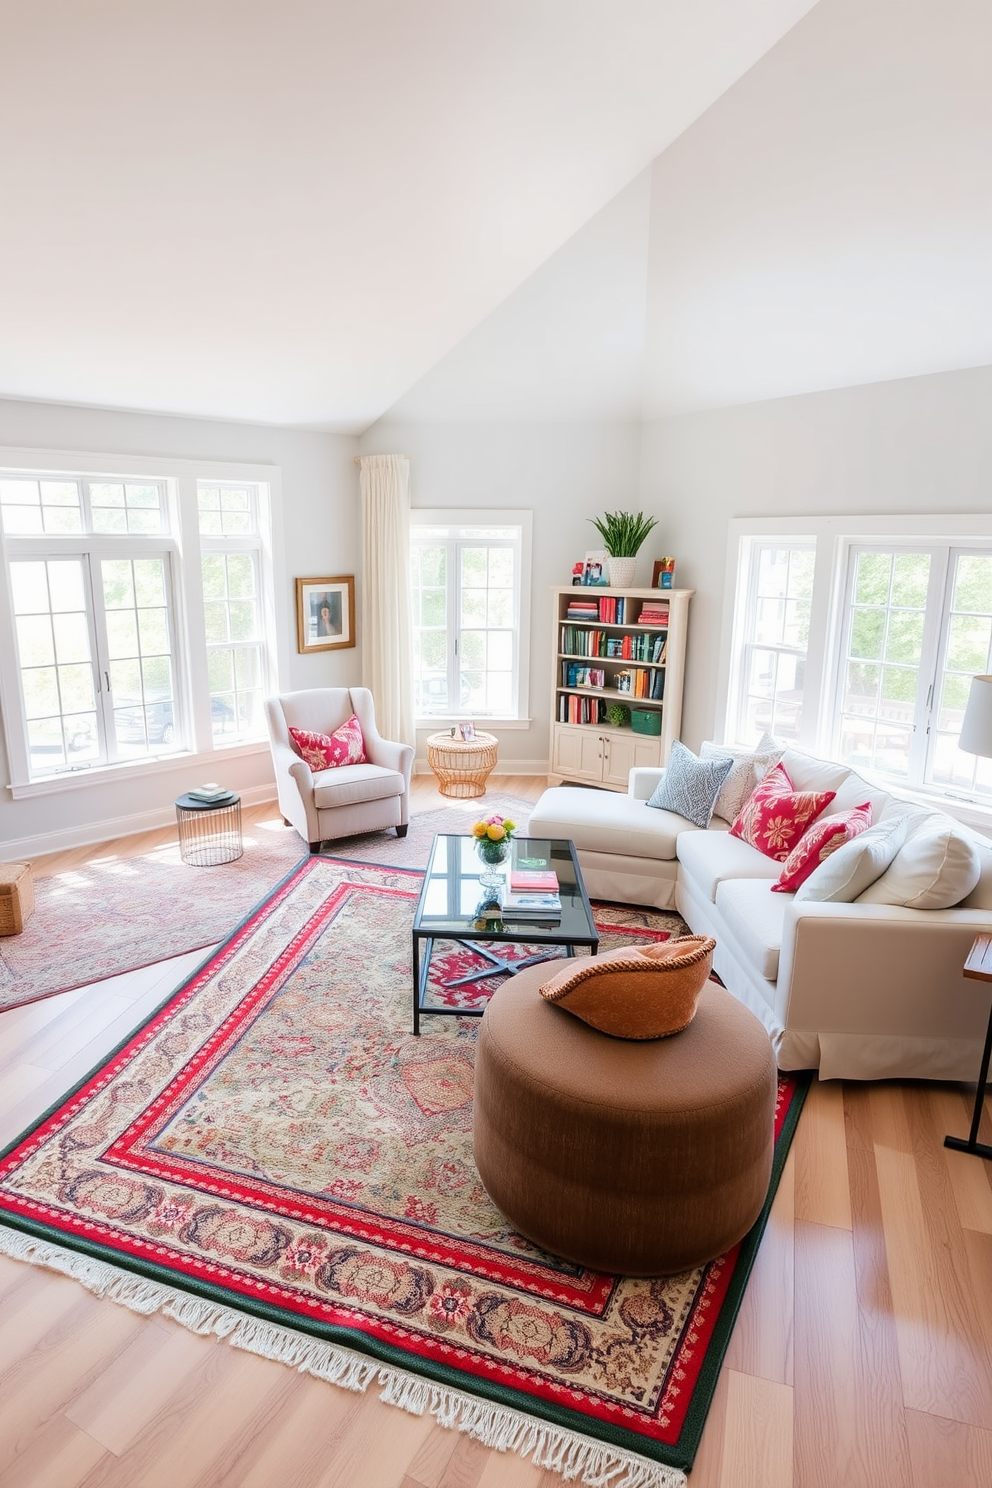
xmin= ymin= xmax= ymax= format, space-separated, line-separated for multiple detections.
xmin=471 ymin=814 xmax=517 ymax=888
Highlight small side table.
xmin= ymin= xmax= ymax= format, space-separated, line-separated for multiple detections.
xmin=426 ymin=731 xmax=499 ymax=799
xmin=945 ymin=932 xmax=992 ymax=1161
xmin=175 ymin=793 xmax=244 ymax=866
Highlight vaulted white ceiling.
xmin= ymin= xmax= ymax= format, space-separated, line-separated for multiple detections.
xmin=0 ymin=0 xmax=817 ymax=431
xmin=382 ymin=0 xmax=992 ymax=428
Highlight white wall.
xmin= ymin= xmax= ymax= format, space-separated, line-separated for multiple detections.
xmin=360 ymin=420 xmax=643 ymax=771
xmin=640 ymin=363 xmax=992 ymax=749
xmin=0 ymin=397 xmax=358 ymax=857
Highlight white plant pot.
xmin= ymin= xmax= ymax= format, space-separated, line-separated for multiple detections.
xmin=607 ymin=556 xmax=637 ymax=588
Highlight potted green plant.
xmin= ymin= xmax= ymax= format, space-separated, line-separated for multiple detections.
xmin=588 ymin=510 xmax=659 ymax=588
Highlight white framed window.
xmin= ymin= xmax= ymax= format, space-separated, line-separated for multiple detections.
xmin=0 ymin=452 xmax=279 ymax=791
xmin=721 ymin=516 xmax=992 ymax=814
xmin=729 ymin=541 xmax=815 ymax=746
xmin=198 ymin=483 xmax=266 ymax=746
xmin=409 ymin=509 xmax=531 ymax=722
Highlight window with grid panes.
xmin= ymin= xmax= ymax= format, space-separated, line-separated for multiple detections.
xmin=0 ymin=464 xmax=274 ymax=784
xmin=725 ymin=522 xmax=992 ymax=810
xmin=0 ymin=475 xmax=179 ymax=773
xmin=734 ymin=542 xmax=814 ymax=745
xmin=197 ymin=483 xmax=266 ymax=744
xmin=409 ymin=516 xmax=526 ymax=719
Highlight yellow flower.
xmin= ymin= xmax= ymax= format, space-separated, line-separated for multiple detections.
xmin=471 ymin=822 xmax=488 ymax=839
xmin=486 ymin=824 xmax=506 ymax=841
xmin=502 ymin=819 xmax=517 ymax=834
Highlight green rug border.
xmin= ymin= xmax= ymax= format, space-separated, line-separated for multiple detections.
xmin=0 ymin=854 xmax=812 ymax=1473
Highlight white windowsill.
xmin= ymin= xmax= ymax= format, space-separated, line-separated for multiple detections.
xmin=6 ymin=738 xmax=269 ymax=799
xmin=414 ymin=718 xmax=532 ymax=732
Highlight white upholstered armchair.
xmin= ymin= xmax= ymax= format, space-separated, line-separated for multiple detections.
xmin=265 ymin=688 xmax=414 ymax=852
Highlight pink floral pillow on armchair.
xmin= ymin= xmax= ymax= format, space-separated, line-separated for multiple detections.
xmin=730 ymin=762 xmax=835 ymax=862
xmin=288 ymin=715 xmax=367 ymax=770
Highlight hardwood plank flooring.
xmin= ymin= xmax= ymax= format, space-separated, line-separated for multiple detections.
xmin=2 ymin=776 xmax=992 ymax=1484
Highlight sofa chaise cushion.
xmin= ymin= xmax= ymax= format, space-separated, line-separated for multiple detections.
xmin=528 ymin=785 xmax=698 ymax=861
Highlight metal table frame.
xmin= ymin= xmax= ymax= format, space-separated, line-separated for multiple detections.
xmin=411 ymin=834 xmax=598 ymax=1034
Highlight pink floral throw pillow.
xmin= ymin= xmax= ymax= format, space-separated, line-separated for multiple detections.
xmin=730 ymin=762 xmax=836 ymax=863
xmin=288 ymin=715 xmax=367 ymax=770
xmin=771 ymin=802 xmax=873 ymax=893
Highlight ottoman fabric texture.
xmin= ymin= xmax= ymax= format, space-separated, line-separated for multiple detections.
xmin=473 ymin=964 xmax=778 ymax=1275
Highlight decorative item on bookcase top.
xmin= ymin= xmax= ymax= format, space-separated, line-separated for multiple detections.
xmin=653 ymin=556 xmax=676 ymax=589
xmin=570 ymin=560 xmax=585 ymax=586
xmin=295 ymin=575 xmax=356 ymax=653
xmin=582 ymin=550 xmax=609 ymax=586
xmin=587 ymin=510 xmax=659 ymax=589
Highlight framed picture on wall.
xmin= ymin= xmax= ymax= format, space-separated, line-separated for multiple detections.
xmin=296 ymin=576 xmax=356 ymax=653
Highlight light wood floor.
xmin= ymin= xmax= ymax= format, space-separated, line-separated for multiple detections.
xmin=3 ymin=776 xmax=992 ymax=1486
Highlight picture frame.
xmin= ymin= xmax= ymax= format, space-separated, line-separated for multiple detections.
xmin=583 ymin=549 xmax=609 ymax=586
xmin=652 ymin=557 xmax=676 ymax=590
xmin=459 ymin=721 xmax=476 ymax=741
xmin=296 ymin=576 xmax=356 ymax=653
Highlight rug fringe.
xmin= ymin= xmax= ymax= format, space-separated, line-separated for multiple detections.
xmin=0 ymin=1226 xmax=685 ymax=1488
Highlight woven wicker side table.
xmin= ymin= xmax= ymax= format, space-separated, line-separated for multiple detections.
xmin=0 ymin=861 xmax=34 ymax=935
xmin=426 ymin=731 xmax=499 ymax=799
xmin=175 ymin=793 xmax=244 ymax=866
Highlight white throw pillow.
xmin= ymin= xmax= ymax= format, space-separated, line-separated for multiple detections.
xmin=795 ymin=813 xmax=911 ymax=903
xmin=856 ymin=815 xmax=982 ymax=910
xmin=700 ymin=733 xmax=783 ymax=824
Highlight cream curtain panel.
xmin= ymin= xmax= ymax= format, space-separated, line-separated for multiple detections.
xmin=359 ymin=454 xmax=415 ymax=747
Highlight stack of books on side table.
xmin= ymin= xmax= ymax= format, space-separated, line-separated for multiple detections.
xmin=186 ymin=783 xmax=233 ymax=803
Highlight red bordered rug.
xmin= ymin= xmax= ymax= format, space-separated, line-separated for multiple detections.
xmin=0 ymin=857 xmax=807 ymax=1488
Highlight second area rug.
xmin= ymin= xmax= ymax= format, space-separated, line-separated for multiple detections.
xmin=0 ymin=858 xmax=807 ymax=1487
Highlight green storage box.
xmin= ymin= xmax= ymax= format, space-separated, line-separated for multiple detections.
xmin=631 ymin=707 xmax=662 ymax=736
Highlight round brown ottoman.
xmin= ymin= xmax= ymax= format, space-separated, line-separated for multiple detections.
xmin=473 ymin=963 xmax=777 ymax=1275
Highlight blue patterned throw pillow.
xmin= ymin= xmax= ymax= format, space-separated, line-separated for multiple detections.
xmin=646 ymin=741 xmax=734 ymax=828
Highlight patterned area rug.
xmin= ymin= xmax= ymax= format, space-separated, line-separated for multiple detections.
xmin=0 ymin=792 xmax=534 ymax=1012
xmin=0 ymin=858 xmax=807 ymax=1486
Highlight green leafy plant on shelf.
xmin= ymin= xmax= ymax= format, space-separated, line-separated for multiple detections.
xmin=588 ymin=510 xmax=658 ymax=557
xmin=605 ymin=703 xmax=630 ymax=728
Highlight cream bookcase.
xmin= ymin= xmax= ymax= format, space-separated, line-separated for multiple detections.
xmin=548 ymin=585 xmax=693 ymax=791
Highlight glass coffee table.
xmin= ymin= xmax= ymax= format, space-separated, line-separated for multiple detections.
xmin=411 ymin=834 xmax=598 ymax=1034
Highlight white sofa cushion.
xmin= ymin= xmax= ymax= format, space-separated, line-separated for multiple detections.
xmin=312 ymin=763 xmax=404 ymax=808
xmin=676 ymin=827 xmax=780 ymax=904
xmin=780 ymin=747 xmax=853 ymax=795
xmin=857 ymin=813 xmax=982 ymax=909
xmin=700 ymin=733 xmax=783 ymax=824
xmin=529 ymin=786 xmax=695 ymax=861
xmin=714 ymin=879 xmax=788 ymax=981
xmin=795 ymin=812 xmax=912 ymax=902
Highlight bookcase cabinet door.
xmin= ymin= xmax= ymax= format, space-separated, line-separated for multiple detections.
xmin=602 ymin=731 xmax=663 ymax=787
xmin=551 ymin=724 xmax=604 ymax=782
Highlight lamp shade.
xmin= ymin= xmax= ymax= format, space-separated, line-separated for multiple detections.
xmin=958 ymin=675 xmax=992 ymax=759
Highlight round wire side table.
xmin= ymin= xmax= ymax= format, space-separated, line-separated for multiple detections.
xmin=175 ymin=793 xmax=244 ymax=866
xmin=426 ymin=732 xmax=499 ymax=799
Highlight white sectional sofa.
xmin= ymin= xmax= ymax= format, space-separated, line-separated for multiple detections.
xmin=529 ymin=747 xmax=992 ymax=1081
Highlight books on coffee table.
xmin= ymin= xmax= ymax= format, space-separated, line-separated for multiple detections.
xmin=509 ymin=868 xmax=559 ymax=892
xmin=501 ymin=889 xmax=562 ymax=918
